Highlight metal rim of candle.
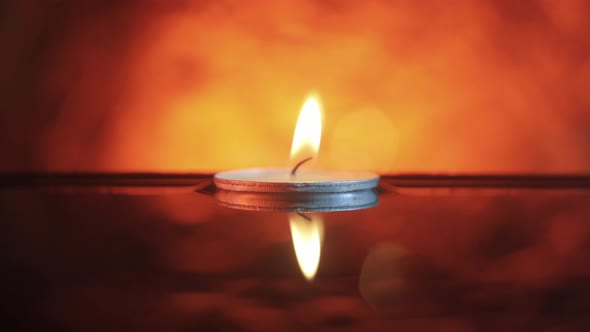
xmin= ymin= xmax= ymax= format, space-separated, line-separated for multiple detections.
xmin=214 ymin=168 xmax=380 ymax=193
xmin=214 ymin=189 xmax=379 ymax=212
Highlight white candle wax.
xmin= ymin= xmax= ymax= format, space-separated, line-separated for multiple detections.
xmin=214 ymin=168 xmax=379 ymax=193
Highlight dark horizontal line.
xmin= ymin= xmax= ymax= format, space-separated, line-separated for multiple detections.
xmin=0 ymin=172 xmax=589 ymax=188
xmin=382 ymin=173 xmax=590 ymax=188
xmin=0 ymin=172 xmax=212 ymax=187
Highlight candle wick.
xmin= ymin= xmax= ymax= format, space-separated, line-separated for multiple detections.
xmin=291 ymin=157 xmax=313 ymax=177
xmin=297 ymin=212 xmax=312 ymax=221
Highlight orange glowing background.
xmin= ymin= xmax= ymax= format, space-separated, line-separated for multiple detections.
xmin=1 ymin=0 xmax=589 ymax=173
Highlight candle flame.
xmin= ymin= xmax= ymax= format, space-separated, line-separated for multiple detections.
xmin=289 ymin=213 xmax=324 ymax=281
xmin=290 ymin=94 xmax=323 ymax=162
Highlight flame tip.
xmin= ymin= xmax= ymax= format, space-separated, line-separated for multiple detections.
xmin=290 ymin=93 xmax=324 ymax=161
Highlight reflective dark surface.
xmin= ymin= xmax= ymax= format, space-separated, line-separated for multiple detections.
xmin=2 ymin=175 xmax=590 ymax=331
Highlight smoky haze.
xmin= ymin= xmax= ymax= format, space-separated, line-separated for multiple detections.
xmin=1 ymin=0 xmax=589 ymax=173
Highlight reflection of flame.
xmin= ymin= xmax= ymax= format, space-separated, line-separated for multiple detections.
xmin=289 ymin=213 xmax=324 ymax=281
xmin=290 ymin=94 xmax=323 ymax=162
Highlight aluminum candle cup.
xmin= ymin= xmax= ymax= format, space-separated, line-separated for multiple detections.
xmin=213 ymin=168 xmax=380 ymax=212
xmin=214 ymin=189 xmax=379 ymax=212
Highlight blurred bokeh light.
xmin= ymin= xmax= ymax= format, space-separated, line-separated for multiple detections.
xmin=1 ymin=0 xmax=589 ymax=173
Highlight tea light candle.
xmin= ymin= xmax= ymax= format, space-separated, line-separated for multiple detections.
xmin=214 ymin=93 xmax=379 ymax=195
xmin=215 ymin=168 xmax=378 ymax=193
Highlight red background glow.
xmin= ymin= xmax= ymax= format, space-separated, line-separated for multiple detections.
xmin=1 ymin=0 xmax=589 ymax=173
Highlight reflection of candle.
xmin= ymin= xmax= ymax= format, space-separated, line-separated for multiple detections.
xmin=214 ymin=93 xmax=379 ymax=193
xmin=289 ymin=212 xmax=324 ymax=281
